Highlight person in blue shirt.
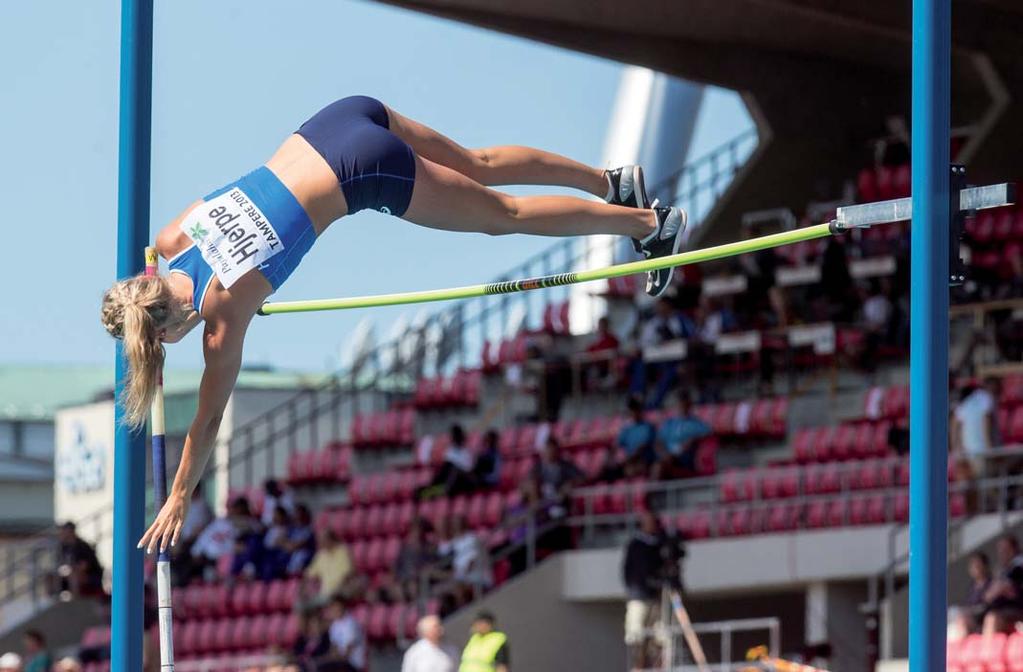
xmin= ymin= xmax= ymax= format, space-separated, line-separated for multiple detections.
xmin=615 ymin=397 xmax=658 ymax=477
xmin=653 ymin=394 xmax=711 ymax=479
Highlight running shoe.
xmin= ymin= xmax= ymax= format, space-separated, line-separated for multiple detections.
xmin=605 ymin=166 xmax=652 ymax=254
xmin=638 ymin=206 xmax=688 ymax=297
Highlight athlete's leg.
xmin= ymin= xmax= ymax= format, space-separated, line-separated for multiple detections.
xmin=402 ymin=155 xmax=654 ymax=239
xmin=386 ymin=108 xmax=608 ymax=196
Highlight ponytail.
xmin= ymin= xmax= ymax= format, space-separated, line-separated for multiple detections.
xmin=101 ymin=276 xmax=175 ymax=428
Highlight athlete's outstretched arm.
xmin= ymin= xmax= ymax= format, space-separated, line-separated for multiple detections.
xmin=138 ymin=318 xmax=248 ymax=554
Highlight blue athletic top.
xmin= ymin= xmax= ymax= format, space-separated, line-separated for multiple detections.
xmin=168 ymin=167 xmax=316 ymax=314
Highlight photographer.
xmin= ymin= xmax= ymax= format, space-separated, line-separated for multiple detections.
xmin=622 ymin=510 xmax=686 ymax=670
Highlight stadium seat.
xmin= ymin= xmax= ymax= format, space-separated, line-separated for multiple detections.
xmin=720 ymin=469 xmax=756 ymax=503
xmin=830 ymin=424 xmax=857 ymax=461
xmin=805 ymin=463 xmax=841 ymax=495
xmin=1005 ymin=632 xmax=1023 ymax=672
xmin=760 ymin=467 xmax=799 ymax=499
xmin=806 ymin=500 xmax=829 ymax=529
xmin=765 ymin=503 xmax=801 ymax=532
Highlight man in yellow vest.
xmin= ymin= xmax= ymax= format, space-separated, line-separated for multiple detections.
xmin=459 ymin=611 xmax=509 ymax=672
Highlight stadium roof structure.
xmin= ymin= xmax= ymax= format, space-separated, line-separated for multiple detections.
xmin=377 ymin=0 xmax=1023 ymax=242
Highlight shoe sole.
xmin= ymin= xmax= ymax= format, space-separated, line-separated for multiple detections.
xmin=631 ymin=165 xmax=650 ymax=208
xmin=648 ymin=208 xmax=688 ymax=296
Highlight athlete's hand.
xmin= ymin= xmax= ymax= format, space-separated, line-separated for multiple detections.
xmin=138 ymin=493 xmax=189 ymax=555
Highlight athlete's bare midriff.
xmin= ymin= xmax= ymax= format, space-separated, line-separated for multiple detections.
xmin=156 ymin=134 xmax=347 ymax=261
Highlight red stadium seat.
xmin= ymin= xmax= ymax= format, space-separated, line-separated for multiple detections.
xmin=806 ymin=500 xmax=828 ymax=529
xmin=1005 ymin=632 xmax=1023 ymax=672
xmin=761 ymin=467 xmax=799 ymax=500
xmin=826 ymin=498 xmax=848 ymax=527
xmin=947 ymin=636 xmax=965 ymax=672
xmin=805 ymin=463 xmax=841 ymax=495
xmin=720 ymin=469 xmax=756 ymax=503
xmin=894 ymin=492 xmax=910 ymax=523
xmin=857 ymin=168 xmax=878 ymax=202
xmin=765 ymin=503 xmax=801 ymax=532
xmin=830 ymin=424 xmax=857 ymax=461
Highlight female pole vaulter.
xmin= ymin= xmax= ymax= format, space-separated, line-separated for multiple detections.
xmin=100 ymin=96 xmax=686 ymax=553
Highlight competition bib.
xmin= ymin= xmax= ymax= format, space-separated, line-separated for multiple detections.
xmin=180 ymin=188 xmax=286 ymax=289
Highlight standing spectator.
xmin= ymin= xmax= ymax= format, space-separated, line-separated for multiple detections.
xmin=394 ymin=526 xmax=436 ymax=601
xmin=652 ymin=394 xmax=711 ymax=480
xmin=623 ymin=511 xmax=672 ymax=671
xmin=402 ymin=615 xmax=460 ymax=672
xmin=615 ymin=397 xmax=657 ymax=477
xmin=472 ymin=430 xmax=502 ymax=490
xmin=951 ymin=379 xmax=999 ymax=479
xmin=982 ymin=535 xmax=1023 ymax=635
xmin=860 ymin=279 xmax=893 ymax=373
xmin=442 ymin=516 xmax=492 ymax=597
xmin=504 ymin=480 xmax=546 ymax=575
xmin=20 ymin=632 xmax=48 ymax=672
xmin=297 ymin=529 xmax=353 ymax=613
xmin=324 ymin=598 xmax=367 ymax=672
xmin=53 ymin=522 xmax=103 ymax=599
xmin=459 ymin=612 xmax=509 ymax=672
xmin=263 ymin=480 xmax=296 ymax=526
xmin=0 ymin=653 xmax=21 ymax=672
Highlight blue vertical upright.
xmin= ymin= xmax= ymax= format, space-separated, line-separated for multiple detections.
xmin=908 ymin=0 xmax=951 ymax=670
xmin=112 ymin=0 xmax=154 ymax=670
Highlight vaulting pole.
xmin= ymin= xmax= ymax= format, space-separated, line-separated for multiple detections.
xmin=112 ymin=0 xmax=153 ymax=669
xmin=908 ymin=0 xmax=951 ymax=669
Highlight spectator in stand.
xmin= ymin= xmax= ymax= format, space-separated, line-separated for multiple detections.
xmin=261 ymin=505 xmax=294 ymax=581
xmin=52 ymin=522 xmax=103 ymax=600
xmin=0 ymin=653 xmax=21 ymax=672
xmin=263 ymin=479 xmax=297 ymax=526
xmin=53 ymin=659 xmax=82 ymax=672
xmin=228 ymin=498 xmax=267 ymax=579
xmin=982 ymin=535 xmax=1023 ymax=635
xmin=284 ymin=504 xmax=318 ymax=575
xmin=951 ymin=378 xmax=999 ymax=480
xmin=423 ymin=425 xmax=477 ymax=498
xmin=297 ymin=529 xmax=353 ymax=614
xmin=472 ymin=430 xmax=502 ymax=490
xmin=322 ymin=597 xmax=367 ymax=672
xmin=504 ymin=479 xmax=546 ymax=575
xmin=20 ymin=632 xmax=48 ymax=672
xmin=615 ymin=397 xmax=658 ymax=477
xmin=439 ymin=516 xmax=492 ymax=601
xmin=459 ymin=612 xmax=509 ymax=672
xmin=689 ymin=294 xmax=736 ymax=403
xmin=190 ymin=496 xmax=260 ymax=581
xmin=652 ymin=394 xmax=711 ymax=480
xmin=736 ymin=224 xmax=786 ymax=328
xmin=860 ymin=279 xmax=893 ymax=373
xmin=583 ymin=316 xmax=621 ymax=390
xmin=291 ymin=612 xmax=332 ymax=672
xmin=631 ymin=298 xmax=696 ymax=408
xmin=402 ymin=614 xmax=460 ymax=672
xmin=394 ymin=525 xmax=437 ymax=602
xmin=950 ymin=551 xmax=993 ymax=638
xmin=818 ymin=236 xmax=855 ymax=323
xmin=531 ymin=436 xmax=583 ymax=519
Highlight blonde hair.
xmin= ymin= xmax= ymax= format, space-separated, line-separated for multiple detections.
xmin=100 ymin=275 xmax=179 ymax=428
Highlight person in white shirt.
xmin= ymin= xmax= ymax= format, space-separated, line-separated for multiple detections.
xmin=952 ymin=379 xmax=999 ymax=478
xmin=325 ymin=598 xmax=367 ymax=672
xmin=401 ymin=615 xmax=459 ymax=672
xmin=262 ymin=479 xmax=296 ymax=526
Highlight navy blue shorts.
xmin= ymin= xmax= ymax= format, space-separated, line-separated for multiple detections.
xmin=296 ymin=96 xmax=416 ymax=217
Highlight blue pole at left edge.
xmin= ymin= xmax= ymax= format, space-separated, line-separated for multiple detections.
xmin=113 ymin=0 xmax=153 ymax=671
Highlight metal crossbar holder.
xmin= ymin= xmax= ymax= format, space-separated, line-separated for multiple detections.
xmin=833 ymin=183 xmax=1015 ymax=230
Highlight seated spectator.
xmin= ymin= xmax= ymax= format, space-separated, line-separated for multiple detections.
xmin=53 ymin=658 xmax=82 ymax=672
xmin=472 ymin=429 xmax=502 ymax=490
xmin=261 ymin=506 xmax=294 ymax=581
xmin=323 ymin=597 xmax=367 ymax=672
xmin=583 ymin=316 xmax=620 ymax=390
xmin=227 ymin=499 xmax=266 ymax=579
xmin=20 ymin=631 xmax=48 ymax=672
xmin=440 ymin=516 xmax=492 ymax=595
xmin=284 ymin=504 xmax=317 ymax=575
xmin=394 ymin=527 xmax=436 ymax=602
xmin=52 ymin=522 xmax=103 ymax=600
xmin=422 ymin=425 xmax=477 ymax=498
xmin=292 ymin=613 xmax=331 ymax=672
xmin=982 ymin=535 xmax=1023 ymax=635
xmin=190 ymin=497 xmax=259 ymax=581
xmin=263 ymin=479 xmax=296 ymax=526
xmin=652 ymin=394 xmax=711 ymax=480
xmin=950 ymin=551 xmax=993 ymax=638
xmin=630 ymin=299 xmax=695 ymax=408
xmin=297 ymin=529 xmax=352 ymax=614
xmin=615 ymin=397 xmax=657 ymax=477
xmin=531 ymin=436 xmax=583 ymax=520
xmin=171 ymin=484 xmax=214 ymax=586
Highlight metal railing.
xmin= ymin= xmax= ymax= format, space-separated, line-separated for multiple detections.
xmin=637 ymin=605 xmax=780 ymax=672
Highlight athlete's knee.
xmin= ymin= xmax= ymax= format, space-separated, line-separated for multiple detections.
xmin=480 ymin=194 xmax=519 ymax=236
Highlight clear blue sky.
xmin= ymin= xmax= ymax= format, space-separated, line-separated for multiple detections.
xmin=0 ymin=0 xmax=748 ymax=372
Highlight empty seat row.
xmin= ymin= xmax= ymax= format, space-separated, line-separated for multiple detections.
xmin=947 ymin=632 xmax=1023 ymax=672
xmin=481 ymin=334 xmax=529 ymax=373
xmin=175 ymin=613 xmax=301 ymax=656
xmin=672 ymin=491 xmax=965 ymax=539
xmin=414 ymin=369 xmax=482 ymax=409
xmin=965 ymin=205 xmax=1023 ymax=245
xmin=287 ymin=442 xmax=352 ymax=486
xmin=791 ymin=421 xmax=893 ymax=463
xmin=347 ymin=468 xmax=432 ymax=506
xmin=351 ymin=407 xmax=416 ymax=448
xmin=863 ymin=385 xmax=910 ymax=421
xmin=857 ymin=164 xmax=911 ymax=203
xmin=176 ymin=579 xmax=300 ymax=621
